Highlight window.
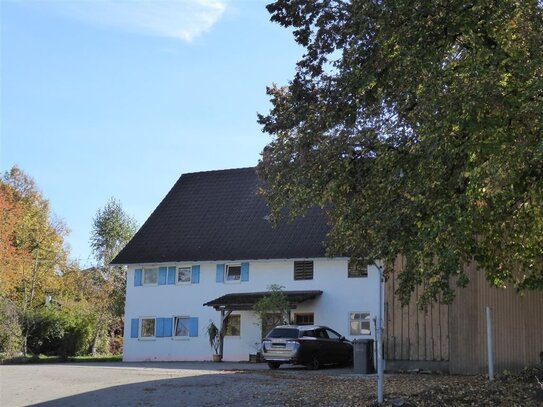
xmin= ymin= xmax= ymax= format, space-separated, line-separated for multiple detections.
xmin=294 ymin=261 xmax=313 ymax=280
xmin=226 ymin=264 xmax=241 ymax=282
xmin=140 ymin=318 xmax=156 ymax=337
xmin=174 ymin=316 xmax=190 ymax=337
xmin=143 ymin=268 xmax=158 ymax=285
xmin=315 ymin=328 xmax=328 ymax=339
xmin=348 ymin=259 xmax=368 ymax=278
xmin=325 ymin=328 xmax=342 ymax=340
xmin=224 ymin=314 xmax=241 ymax=336
xmin=294 ymin=313 xmax=314 ymax=325
xmin=301 ymin=329 xmax=317 ymax=338
xmin=177 ymin=267 xmax=191 ymax=284
xmin=350 ymin=312 xmax=371 ymax=335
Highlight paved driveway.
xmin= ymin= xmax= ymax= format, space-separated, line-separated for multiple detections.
xmin=0 ymin=362 xmax=355 ymax=406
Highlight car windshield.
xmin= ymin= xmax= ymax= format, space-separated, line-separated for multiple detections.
xmin=266 ymin=328 xmax=299 ymax=338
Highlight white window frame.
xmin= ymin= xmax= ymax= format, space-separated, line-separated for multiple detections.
xmin=349 ymin=312 xmax=371 ymax=336
xmin=173 ymin=315 xmax=191 ymax=339
xmin=140 ymin=317 xmax=156 ymax=339
xmin=143 ymin=268 xmax=159 ymax=286
xmin=225 ymin=263 xmax=241 ymax=283
xmin=176 ymin=266 xmax=192 ymax=285
xmin=294 ymin=312 xmax=315 ymax=326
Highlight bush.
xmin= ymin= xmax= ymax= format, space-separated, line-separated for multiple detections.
xmin=27 ymin=301 xmax=99 ymax=357
xmin=0 ymin=297 xmax=23 ymax=357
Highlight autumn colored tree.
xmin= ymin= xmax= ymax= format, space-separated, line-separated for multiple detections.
xmin=0 ymin=166 xmax=71 ymax=354
xmin=258 ymin=1 xmax=543 ymax=305
xmin=0 ymin=184 xmax=27 ymax=296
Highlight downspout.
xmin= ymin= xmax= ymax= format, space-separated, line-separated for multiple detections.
xmin=376 ymin=263 xmax=384 ymax=404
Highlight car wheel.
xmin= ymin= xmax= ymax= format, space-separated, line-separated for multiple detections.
xmin=267 ymin=362 xmax=281 ymax=370
xmin=306 ymin=354 xmax=320 ymax=370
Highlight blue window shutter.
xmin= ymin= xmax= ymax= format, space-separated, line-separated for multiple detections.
xmin=189 ymin=317 xmax=199 ymax=337
xmin=156 ymin=318 xmax=164 ymax=337
xmin=191 ymin=265 xmax=200 ymax=284
xmin=216 ymin=264 xmax=224 ymax=283
xmin=130 ymin=318 xmax=139 ymax=338
xmin=134 ymin=269 xmax=142 ymax=287
xmin=158 ymin=267 xmax=168 ymax=285
xmin=167 ymin=267 xmax=176 ymax=285
xmin=241 ymin=262 xmax=249 ymax=282
xmin=163 ymin=317 xmax=173 ymax=337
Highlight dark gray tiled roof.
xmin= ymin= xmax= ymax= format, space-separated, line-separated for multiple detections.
xmin=203 ymin=290 xmax=323 ymax=310
xmin=111 ymin=167 xmax=329 ymax=264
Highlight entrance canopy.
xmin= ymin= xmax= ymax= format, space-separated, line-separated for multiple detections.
xmin=203 ymin=290 xmax=323 ymax=311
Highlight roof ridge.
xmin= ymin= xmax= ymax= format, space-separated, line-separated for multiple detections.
xmin=180 ymin=167 xmax=255 ymax=177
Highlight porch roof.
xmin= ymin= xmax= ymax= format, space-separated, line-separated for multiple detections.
xmin=203 ymin=290 xmax=323 ymax=311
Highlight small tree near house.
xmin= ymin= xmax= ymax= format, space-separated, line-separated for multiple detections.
xmin=254 ymin=285 xmax=291 ymax=337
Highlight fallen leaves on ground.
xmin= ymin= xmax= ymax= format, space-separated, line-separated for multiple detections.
xmin=252 ymin=366 xmax=543 ymax=406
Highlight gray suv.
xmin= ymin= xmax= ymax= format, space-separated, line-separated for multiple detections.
xmin=260 ymin=325 xmax=353 ymax=370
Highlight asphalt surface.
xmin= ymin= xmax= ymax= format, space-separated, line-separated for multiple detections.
xmin=0 ymin=362 xmax=357 ymax=406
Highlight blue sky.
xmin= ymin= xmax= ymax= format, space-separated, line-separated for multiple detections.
xmin=1 ymin=0 xmax=301 ymax=268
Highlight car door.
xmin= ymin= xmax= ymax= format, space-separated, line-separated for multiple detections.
xmin=298 ymin=329 xmax=320 ymax=363
xmin=324 ymin=328 xmax=350 ymax=364
xmin=311 ymin=328 xmax=334 ymax=364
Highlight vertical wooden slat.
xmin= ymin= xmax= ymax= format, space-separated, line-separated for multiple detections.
xmin=440 ymin=298 xmax=449 ymax=361
xmin=449 ymin=262 xmax=480 ymax=374
xmin=408 ymin=283 xmax=418 ymax=360
xmin=401 ymin=257 xmax=411 ymax=360
xmin=417 ymin=285 xmax=426 ymax=361
xmin=432 ymin=303 xmax=440 ymax=361
xmin=386 ymin=256 xmax=542 ymax=373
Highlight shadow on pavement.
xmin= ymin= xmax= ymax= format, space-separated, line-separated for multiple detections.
xmin=31 ymin=371 xmax=282 ymax=407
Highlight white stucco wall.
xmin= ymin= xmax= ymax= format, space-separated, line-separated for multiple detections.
xmin=123 ymin=258 xmax=382 ymax=362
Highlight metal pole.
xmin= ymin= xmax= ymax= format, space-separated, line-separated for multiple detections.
xmin=486 ymin=306 xmax=494 ymax=380
xmin=377 ymin=264 xmax=384 ymax=404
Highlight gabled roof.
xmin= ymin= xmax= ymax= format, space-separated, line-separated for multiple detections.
xmin=111 ymin=167 xmax=330 ymax=264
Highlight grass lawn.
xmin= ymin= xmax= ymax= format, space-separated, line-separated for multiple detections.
xmin=1 ymin=354 xmax=122 ymax=364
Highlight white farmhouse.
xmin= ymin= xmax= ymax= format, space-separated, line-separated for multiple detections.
xmin=112 ymin=167 xmax=381 ymax=362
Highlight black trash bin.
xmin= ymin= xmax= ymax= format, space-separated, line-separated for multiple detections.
xmin=352 ymin=339 xmax=375 ymax=374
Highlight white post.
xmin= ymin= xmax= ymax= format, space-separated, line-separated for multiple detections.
xmin=376 ymin=264 xmax=384 ymax=404
xmin=486 ymin=306 xmax=494 ymax=380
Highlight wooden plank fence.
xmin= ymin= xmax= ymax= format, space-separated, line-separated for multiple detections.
xmin=384 ymin=257 xmax=543 ymax=374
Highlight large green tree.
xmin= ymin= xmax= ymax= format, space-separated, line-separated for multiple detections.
xmin=88 ymin=198 xmax=137 ymax=354
xmin=258 ymin=1 xmax=543 ymax=305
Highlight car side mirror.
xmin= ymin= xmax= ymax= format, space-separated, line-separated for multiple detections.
xmin=340 ymin=336 xmax=345 ymax=341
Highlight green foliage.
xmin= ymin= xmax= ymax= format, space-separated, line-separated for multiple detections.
xmin=1 ymin=166 xmax=70 ymax=308
xmin=90 ymin=197 xmax=137 ymax=320
xmin=26 ymin=301 xmax=99 ymax=357
xmin=0 ymin=298 xmax=23 ymax=356
xmin=258 ymin=1 xmax=543 ymax=305
xmin=1 ymin=167 xmax=117 ymax=357
xmin=206 ymin=321 xmax=220 ymax=354
xmin=254 ymin=285 xmax=291 ymax=328
xmin=88 ymin=198 xmax=137 ymax=356
xmin=90 ymin=197 xmax=138 ymax=267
